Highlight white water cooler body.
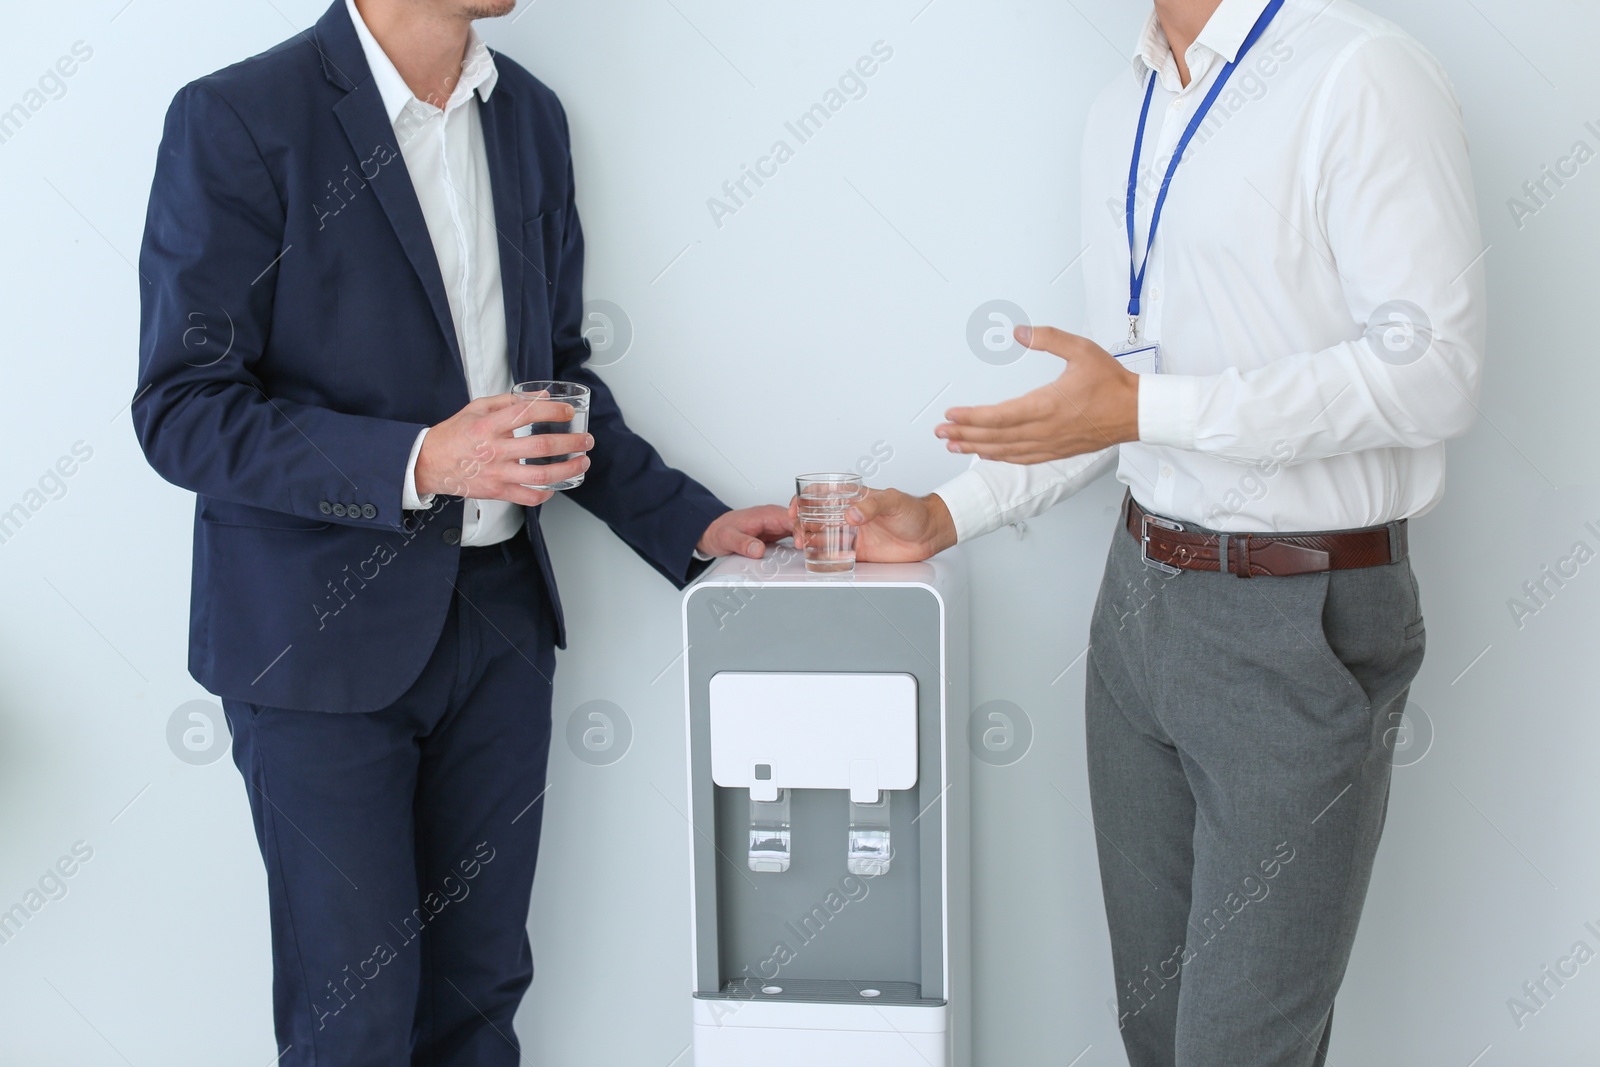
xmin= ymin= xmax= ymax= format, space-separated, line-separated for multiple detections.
xmin=681 ymin=551 xmax=970 ymax=1067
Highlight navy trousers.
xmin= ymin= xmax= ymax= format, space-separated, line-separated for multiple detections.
xmin=224 ymin=536 xmax=556 ymax=1066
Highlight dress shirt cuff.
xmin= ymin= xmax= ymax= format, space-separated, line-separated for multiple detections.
xmin=691 ymin=548 xmax=714 ymax=562
xmin=402 ymin=427 xmax=436 ymax=511
xmin=1137 ymin=374 xmax=1202 ymax=451
xmin=932 ymin=469 xmax=1006 ymax=545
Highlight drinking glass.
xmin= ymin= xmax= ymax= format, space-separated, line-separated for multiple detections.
xmin=513 ymin=381 xmax=591 ymax=491
xmin=793 ymin=472 xmax=864 ymax=574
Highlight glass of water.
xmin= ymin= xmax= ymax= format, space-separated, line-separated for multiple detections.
xmin=513 ymin=381 xmax=591 ymax=491
xmin=793 ymin=473 xmax=864 ymax=575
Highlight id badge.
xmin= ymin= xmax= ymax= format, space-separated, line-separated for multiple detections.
xmin=1114 ymin=341 xmax=1162 ymax=375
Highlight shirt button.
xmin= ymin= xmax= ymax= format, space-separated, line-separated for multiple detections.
xmin=1161 ymin=466 xmax=1174 ymax=478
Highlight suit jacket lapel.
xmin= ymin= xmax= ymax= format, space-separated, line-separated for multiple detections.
xmin=479 ymin=80 xmax=524 ymax=376
xmin=317 ymin=1 xmax=462 ymax=371
xmin=333 ymin=91 xmax=463 ymax=371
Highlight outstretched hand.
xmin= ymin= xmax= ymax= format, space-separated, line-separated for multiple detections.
xmin=936 ymin=325 xmax=1140 ymax=464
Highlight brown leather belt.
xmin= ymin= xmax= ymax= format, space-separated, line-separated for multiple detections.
xmin=1123 ymin=495 xmax=1407 ymax=578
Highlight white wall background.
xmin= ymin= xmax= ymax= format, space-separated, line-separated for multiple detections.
xmin=1 ymin=0 xmax=1597 ymax=1063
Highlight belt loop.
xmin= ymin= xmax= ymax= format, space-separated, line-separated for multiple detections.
xmin=1387 ymin=520 xmax=1406 ymax=563
xmin=1217 ymin=531 xmax=1228 ymax=575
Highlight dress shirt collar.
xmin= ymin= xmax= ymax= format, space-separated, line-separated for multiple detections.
xmin=345 ymin=0 xmax=499 ymax=122
xmin=1132 ymin=0 xmax=1274 ymax=90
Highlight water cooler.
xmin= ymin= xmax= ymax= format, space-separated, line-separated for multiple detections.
xmin=680 ymin=548 xmax=971 ymax=1066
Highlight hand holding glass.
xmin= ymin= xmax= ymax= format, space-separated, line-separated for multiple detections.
xmin=512 ymin=381 xmax=592 ymax=491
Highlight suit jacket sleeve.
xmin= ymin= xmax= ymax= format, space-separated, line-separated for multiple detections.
xmin=133 ymin=82 xmax=424 ymax=529
xmin=549 ymin=109 xmax=730 ymax=587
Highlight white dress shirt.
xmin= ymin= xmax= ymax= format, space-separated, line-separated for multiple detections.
xmin=346 ymin=0 xmax=520 ymax=547
xmin=936 ymin=0 xmax=1486 ymax=540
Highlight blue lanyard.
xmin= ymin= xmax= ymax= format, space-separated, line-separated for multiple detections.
xmin=1125 ymin=0 xmax=1286 ymax=342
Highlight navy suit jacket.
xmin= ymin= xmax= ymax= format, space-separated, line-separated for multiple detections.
xmin=134 ymin=1 xmax=728 ymax=713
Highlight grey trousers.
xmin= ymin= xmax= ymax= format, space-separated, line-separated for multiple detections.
xmin=1087 ymin=507 xmax=1426 ymax=1067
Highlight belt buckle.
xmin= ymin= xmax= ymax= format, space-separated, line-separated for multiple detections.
xmin=1140 ymin=512 xmax=1185 ymax=577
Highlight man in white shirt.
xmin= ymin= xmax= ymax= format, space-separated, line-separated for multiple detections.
xmin=134 ymin=1 xmax=788 ymax=1063
xmin=847 ymin=0 xmax=1484 ymax=1062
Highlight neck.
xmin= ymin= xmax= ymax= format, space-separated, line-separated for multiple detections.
xmin=353 ymin=0 xmax=473 ymax=108
xmin=1153 ymin=0 xmax=1225 ymax=87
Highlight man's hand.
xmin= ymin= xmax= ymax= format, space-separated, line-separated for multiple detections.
xmin=697 ymin=505 xmax=793 ymax=559
xmin=416 ymin=393 xmax=593 ymax=507
xmin=788 ymin=488 xmax=957 ymax=564
xmin=937 ymin=325 xmax=1140 ymax=463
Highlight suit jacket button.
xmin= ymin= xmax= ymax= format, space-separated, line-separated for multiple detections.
xmin=332 ymin=503 xmax=347 ymax=517
xmin=319 ymin=501 xmax=332 ymax=515
xmin=361 ymin=504 xmax=378 ymax=519
xmin=443 ymin=527 xmax=462 ymax=546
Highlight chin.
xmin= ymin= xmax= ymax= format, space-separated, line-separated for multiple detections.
xmin=461 ymin=0 xmax=518 ymax=17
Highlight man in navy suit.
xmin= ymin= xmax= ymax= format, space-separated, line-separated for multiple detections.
xmin=134 ymin=1 xmax=788 ymax=1061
